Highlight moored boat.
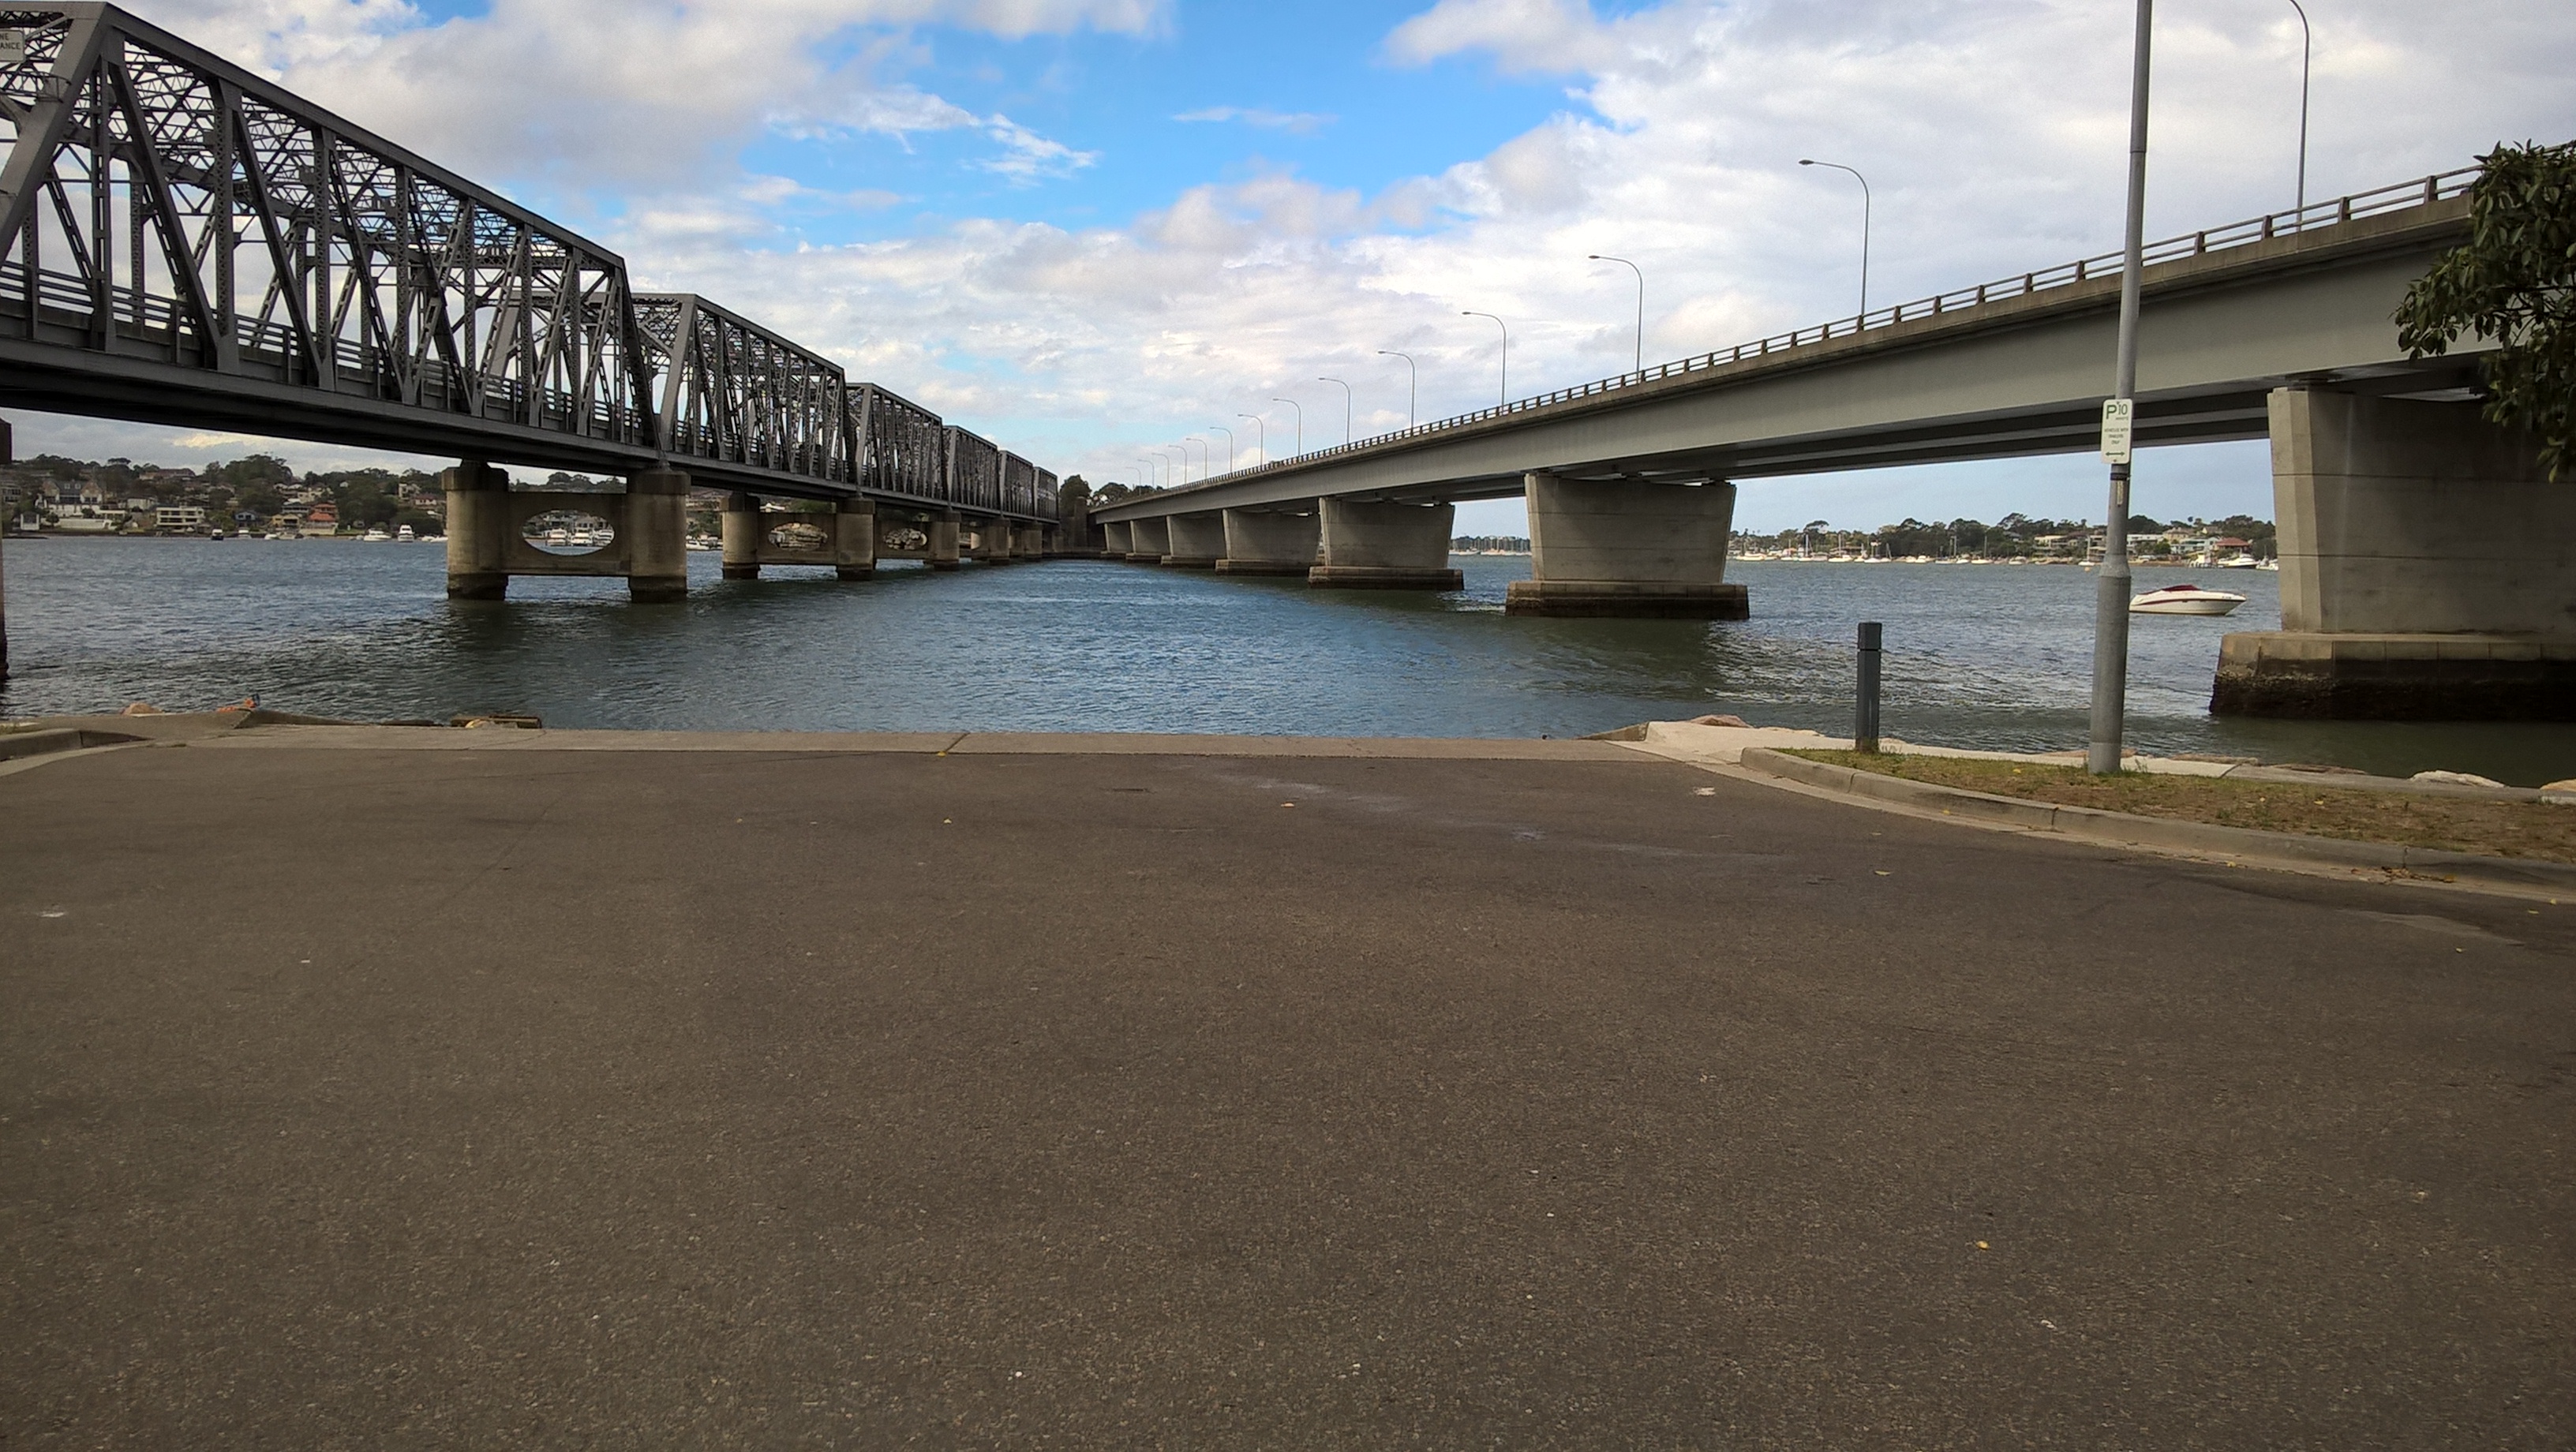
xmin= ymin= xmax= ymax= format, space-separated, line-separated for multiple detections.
xmin=2129 ymin=582 xmax=2247 ymax=616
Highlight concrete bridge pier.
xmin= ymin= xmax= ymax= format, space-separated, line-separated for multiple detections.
xmin=443 ymin=460 xmax=511 ymax=600
xmin=1126 ymin=517 xmax=1171 ymax=564
xmin=1163 ymin=513 xmax=1225 ymax=569
xmin=979 ymin=517 xmax=1017 ymax=565
xmin=1505 ymin=473 xmax=1748 ymax=619
xmin=836 ymin=496 xmax=875 ymax=581
xmin=1309 ymin=500 xmax=1462 ymax=590
xmin=720 ymin=492 xmax=764 ymax=579
xmin=1216 ymin=507 xmax=1320 ymax=575
xmin=1017 ymin=524 xmax=1046 ymax=559
xmin=623 ymin=468 xmax=691 ymax=603
xmin=2215 ymin=387 xmax=2576 ymax=719
xmin=1103 ymin=520 xmax=1133 ymax=558
xmin=930 ymin=511 xmax=962 ymax=571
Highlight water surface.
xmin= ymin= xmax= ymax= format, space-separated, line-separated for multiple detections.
xmin=4 ymin=537 xmax=2568 ymax=784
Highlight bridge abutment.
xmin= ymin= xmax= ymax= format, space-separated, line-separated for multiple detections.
xmin=1310 ymin=500 xmax=1462 ymax=589
xmin=1505 ymin=473 xmax=1748 ymax=619
xmin=443 ymin=460 xmax=511 ymax=600
xmin=1216 ymin=507 xmax=1320 ymax=575
xmin=1163 ymin=513 xmax=1225 ymax=568
xmin=2215 ymin=387 xmax=2576 ymax=719
xmin=1125 ymin=517 xmax=1171 ymax=563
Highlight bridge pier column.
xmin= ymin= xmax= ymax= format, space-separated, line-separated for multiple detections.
xmin=625 ymin=468 xmax=690 ymax=603
xmin=1103 ymin=520 xmax=1133 ymax=557
xmin=981 ymin=516 xmax=1017 ymax=565
xmin=443 ymin=459 xmax=511 ymax=600
xmin=1017 ymin=524 xmax=1046 ymax=559
xmin=721 ymin=492 xmax=763 ymax=579
xmin=835 ymin=497 xmax=876 ymax=580
xmin=1125 ymin=517 xmax=1170 ymax=563
xmin=930 ymin=511 xmax=962 ymax=571
xmin=1309 ymin=499 xmax=1462 ymax=589
xmin=1216 ymin=507 xmax=1319 ymax=575
xmin=2215 ymin=387 xmax=2576 ymax=719
xmin=1163 ymin=512 xmax=1224 ymax=568
xmin=1505 ymin=473 xmax=1748 ymax=619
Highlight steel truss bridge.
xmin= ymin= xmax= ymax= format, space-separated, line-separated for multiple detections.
xmin=0 ymin=3 xmax=1057 ymax=522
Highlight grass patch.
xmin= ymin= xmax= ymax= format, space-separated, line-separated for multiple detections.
xmin=1785 ymin=750 xmax=2576 ymax=864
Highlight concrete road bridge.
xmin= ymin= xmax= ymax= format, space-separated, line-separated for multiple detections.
xmin=0 ymin=2 xmax=1068 ymax=650
xmin=1090 ymin=167 xmax=2570 ymax=720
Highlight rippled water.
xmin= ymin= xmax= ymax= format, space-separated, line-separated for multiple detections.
xmin=4 ymin=536 xmax=2570 ymax=784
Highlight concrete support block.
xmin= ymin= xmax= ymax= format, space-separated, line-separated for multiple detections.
xmin=1018 ymin=525 xmax=1047 ymax=558
xmin=930 ymin=511 xmax=961 ymax=571
xmin=1103 ymin=520 xmax=1133 ymax=557
xmin=981 ymin=516 xmax=1017 ymax=564
xmin=1310 ymin=499 xmax=1462 ymax=589
xmin=1217 ymin=508 xmax=1320 ymax=575
xmin=443 ymin=459 xmax=511 ymax=600
xmin=1505 ymin=473 xmax=1748 ymax=619
xmin=2214 ymin=387 xmax=2574 ymax=718
xmin=1163 ymin=512 xmax=1225 ymax=568
xmin=623 ymin=467 xmax=691 ymax=603
xmin=720 ymin=492 xmax=762 ymax=580
xmin=836 ymin=496 xmax=876 ymax=581
xmin=2213 ymin=631 xmax=2576 ymax=720
xmin=1126 ymin=516 xmax=1170 ymax=563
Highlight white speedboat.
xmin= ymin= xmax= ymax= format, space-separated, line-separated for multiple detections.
xmin=2215 ymin=553 xmax=2260 ymax=569
xmin=2130 ymin=582 xmax=2247 ymax=616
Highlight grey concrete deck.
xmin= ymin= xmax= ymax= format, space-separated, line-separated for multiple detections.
xmin=4 ymin=733 xmax=2571 ymax=1446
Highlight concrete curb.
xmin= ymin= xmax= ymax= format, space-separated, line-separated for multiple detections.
xmin=0 ymin=726 xmax=141 ymax=761
xmin=1738 ymin=747 xmax=2576 ymax=896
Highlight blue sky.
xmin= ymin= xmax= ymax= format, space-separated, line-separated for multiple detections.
xmin=41 ymin=0 xmax=2576 ymax=533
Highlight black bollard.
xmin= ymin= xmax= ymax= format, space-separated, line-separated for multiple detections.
xmin=1855 ymin=621 xmax=1883 ymax=753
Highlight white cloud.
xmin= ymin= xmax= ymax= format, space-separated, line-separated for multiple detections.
xmin=1174 ymin=107 xmax=1336 ymax=136
xmin=979 ymin=115 xmax=1101 ymax=183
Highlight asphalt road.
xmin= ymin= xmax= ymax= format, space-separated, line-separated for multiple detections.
xmin=4 ymin=736 xmax=2572 ymax=1448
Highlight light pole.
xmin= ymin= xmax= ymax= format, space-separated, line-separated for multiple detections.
xmin=2087 ymin=0 xmax=2154 ymax=777
xmin=1238 ymin=413 xmax=1265 ymax=466
xmin=1462 ymin=311 xmax=1507 ymax=406
xmin=2286 ymin=0 xmax=2311 ymax=215
xmin=1317 ymin=376 xmax=1352 ymax=445
xmin=1376 ymin=350 xmax=1417 ymax=428
xmin=1208 ymin=424 xmax=1235 ymax=475
xmin=1799 ymin=159 xmax=1871 ymax=316
xmin=1138 ymin=455 xmax=1160 ymax=489
xmin=1183 ymin=436 xmax=1208 ymax=481
xmin=1589 ymin=254 xmax=1644 ymax=372
xmin=1270 ymin=398 xmax=1303 ymax=456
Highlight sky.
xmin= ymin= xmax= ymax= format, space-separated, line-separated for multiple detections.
xmin=25 ymin=0 xmax=2576 ymax=533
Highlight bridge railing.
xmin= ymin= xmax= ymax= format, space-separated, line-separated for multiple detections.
xmin=1177 ymin=167 xmax=2481 ymax=490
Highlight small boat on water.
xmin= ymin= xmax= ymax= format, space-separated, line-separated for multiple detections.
xmin=395 ymin=525 xmax=416 ymax=542
xmin=2215 ymin=553 xmax=2260 ymax=569
xmin=2130 ymin=582 xmax=2247 ymax=616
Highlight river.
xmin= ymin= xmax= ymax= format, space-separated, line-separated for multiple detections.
xmin=3 ymin=536 xmax=2569 ymax=784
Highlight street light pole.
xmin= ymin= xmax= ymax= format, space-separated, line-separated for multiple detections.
xmin=1238 ymin=413 xmax=1265 ymax=466
xmin=1183 ymin=436 xmax=1208 ymax=481
xmin=1270 ymin=398 xmax=1303 ymax=456
xmin=2286 ymin=0 xmax=2311 ymax=215
xmin=1138 ymin=455 xmax=1160 ymax=489
xmin=2087 ymin=0 xmax=2155 ymax=777
xmin=1589 ymin=254 xmax=1644 ymax=372
xmin=1462 ymin=311 xmax=1507 ymax=406
xmin=1799 ymin=159 xmax=1871 ymax=316
xmin=1317 ymin=377 xmax=1352 ymax=445
xmin=1208 ymin=425 xmax=1234 ymax=475
xmin=1376 ymin=350 xmax=1417 ymax=428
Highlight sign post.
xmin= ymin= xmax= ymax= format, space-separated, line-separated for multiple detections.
xmin=2087 ymin=0 xmax=2153 ymax=776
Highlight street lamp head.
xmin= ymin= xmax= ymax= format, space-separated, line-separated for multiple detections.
xmin=1799 ymin=158 xmax=1816 ymax=166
